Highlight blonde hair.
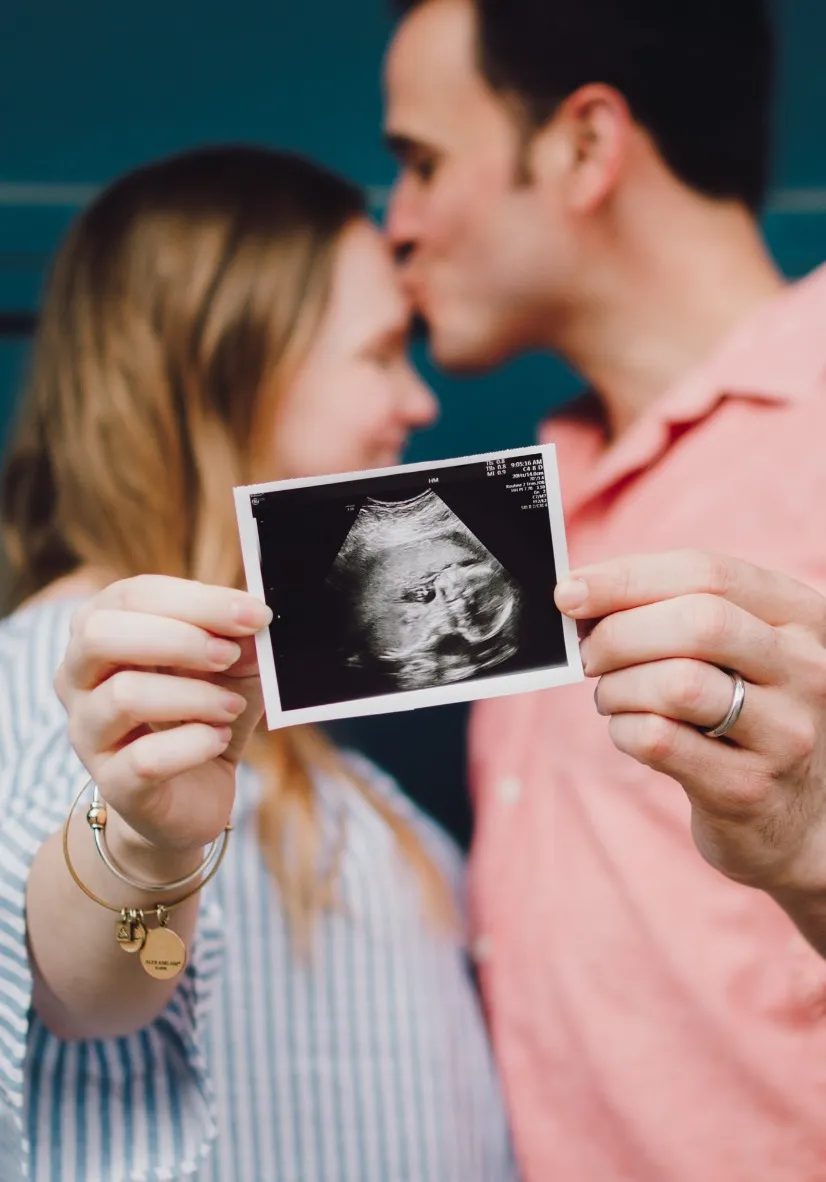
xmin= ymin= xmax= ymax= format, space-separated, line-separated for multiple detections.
xmin=1 ymin=145 xmax=451 ymax=943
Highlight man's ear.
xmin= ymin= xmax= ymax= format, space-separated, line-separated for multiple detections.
xmin=530 ymin=84 xmax=632 ymax=212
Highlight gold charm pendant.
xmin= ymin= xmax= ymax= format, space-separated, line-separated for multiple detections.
xmin=139 ymin=906 xmax=187 ymax=980
xmin=115 ymin=909 xmax=146 ymax=953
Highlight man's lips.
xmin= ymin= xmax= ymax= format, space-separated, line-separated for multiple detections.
xmin=400 ymin=272 xmax=429 ymax=314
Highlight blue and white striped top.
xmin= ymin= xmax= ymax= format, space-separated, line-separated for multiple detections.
xmin=0 ymin=597 xmax=518 ymax=1182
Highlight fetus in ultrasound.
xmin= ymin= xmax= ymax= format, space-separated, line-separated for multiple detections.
xmin=328 ymin=490 xmax=521 ymax=690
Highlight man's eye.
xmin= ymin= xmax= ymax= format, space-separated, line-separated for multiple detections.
xmin=412 ymin=158 xmax=436 ymax=183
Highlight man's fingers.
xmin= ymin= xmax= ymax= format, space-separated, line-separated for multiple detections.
xmin=555 ymin=550 xmax=826 ymax=634
xmin=606 ymin=712 xmax=763 ymax=816
xmin=608 ymin=711 xmax=812 ymax=885
xmin=595 ymin=659 xmax=747 ymax=740
xmin=594 ymin=659 xmax=799 ymax=752
xmin=581 ymin=595 xmax=783 ymax=685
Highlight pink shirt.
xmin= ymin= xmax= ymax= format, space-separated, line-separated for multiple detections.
xmin=469 ymin=264 xmax=826 ymax=1182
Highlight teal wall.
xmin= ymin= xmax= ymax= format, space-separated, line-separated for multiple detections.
xmin=1 ymin=2 xmax=824 ymax=841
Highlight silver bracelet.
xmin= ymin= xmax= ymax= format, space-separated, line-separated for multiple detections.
xmin=84 ymin=779 xmax=228 ymax=893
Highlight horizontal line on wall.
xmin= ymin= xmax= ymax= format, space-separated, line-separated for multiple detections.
xmin=768 ymin=187 xmax=826 ymax=214
xmin=0 ymin=182 xmax=100 ymax=205
xmin=0 ymin=182 xmax=826 ymax=214
xmin=0 ymin=182 xmax=391 ymax=209
xmin=0 ymin=311 xmax=37 ymax=337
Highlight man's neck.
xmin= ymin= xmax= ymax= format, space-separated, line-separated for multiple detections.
xmin=548 ymin=193 xmax=785 ymax=441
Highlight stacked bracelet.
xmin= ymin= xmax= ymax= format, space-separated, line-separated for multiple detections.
xmin=62 ymin=776 xmax=231 ymax=980
xmin=86 ymin=783 xmax=226 ymax=893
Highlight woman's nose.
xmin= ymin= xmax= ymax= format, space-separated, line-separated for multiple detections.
xmin=402 ymin=373 xmax=439 ymax=428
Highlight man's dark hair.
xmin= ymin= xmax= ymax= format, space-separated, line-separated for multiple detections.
xmin=392 ymin=0 xmax=775 ymax=211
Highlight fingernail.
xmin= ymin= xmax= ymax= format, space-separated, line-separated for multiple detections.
xmin=555 ymin=578 xmax=589 ymax=613
xmin=221 ymin=692 xmax=247 ymax=718
xmin=207 ymin=638 xmax=242 ymax=669
xmin=579 ymin=634 xmax=592 ymax=672
xmin=231 ymin=597 xmax=273 ymax=628
xmin=214 ymin=726 xmax=233 ymax=748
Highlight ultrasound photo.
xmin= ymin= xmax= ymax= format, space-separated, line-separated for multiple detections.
xmin=235 ymin=446 xmax=583 ymax=729
xmin=329 ymin=489 xmax=521 ymax=691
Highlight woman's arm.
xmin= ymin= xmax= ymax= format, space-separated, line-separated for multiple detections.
xmin=27 ymin=813 xmax=206 ymax=1039
xmin=24 ymin=575 xmax=271 ymax=1040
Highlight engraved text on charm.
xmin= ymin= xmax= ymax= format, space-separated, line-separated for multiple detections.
xmin=139 ymin=925 xmax=187 ymax=980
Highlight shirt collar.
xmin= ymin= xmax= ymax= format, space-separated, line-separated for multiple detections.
xmin=540 ymin=263 xmax=826 ymax=513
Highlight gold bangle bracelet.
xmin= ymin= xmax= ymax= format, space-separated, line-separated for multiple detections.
xmin=87 ymin=780 xmax=228 ymax=893
xmin=62 ymin=775 xmax=232 ymax=980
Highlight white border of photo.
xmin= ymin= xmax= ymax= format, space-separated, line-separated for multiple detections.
xmin=234 ymin=443 xmax=584 ymax=729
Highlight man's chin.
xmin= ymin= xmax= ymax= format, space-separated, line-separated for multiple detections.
xmin=411 ymin=305 xmax=515 ymax=373
xmin=428 ymin=329 xmax=512 ymax=375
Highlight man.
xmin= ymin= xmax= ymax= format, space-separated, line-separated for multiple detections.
xmin=383 ymin=1 xmax=826 ymax=1179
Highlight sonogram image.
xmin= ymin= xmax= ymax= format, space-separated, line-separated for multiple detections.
xmin=248 ymin=449 xmax=573 ymax=717
xmin=328 ymin=490 xmax=521 ymax=690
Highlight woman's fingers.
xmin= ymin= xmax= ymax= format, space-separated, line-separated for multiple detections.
xmin=73 ymin=575 xmax=272 ymax=635
xmin=61 ymin=611 xmax=243 ymax=692
xmin=593 ymin=658 xmax=771 ymax=749
xmin=95 ymin=722 xmax=234 ymax=803
xmin=74 ymin=670 xmax=248 ymax=755
xmin=59 ymin=575 xmax=272 ymax=695
xmin=61 ymin=576 xmax=272 ymax=692
xmin=579 ymin=594 xmax=784 ymax=685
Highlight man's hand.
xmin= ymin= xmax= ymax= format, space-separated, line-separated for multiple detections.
xmin=554 ymin=551 xmax=826 ymax=946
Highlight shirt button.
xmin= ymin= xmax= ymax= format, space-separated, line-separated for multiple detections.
xmin=471 ymin=934 xmax=494 ymax=964
xmin=496 ymin=774 xmax=522 ymax=805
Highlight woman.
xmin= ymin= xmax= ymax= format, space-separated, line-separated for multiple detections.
xmin=0 ymin=146 xmax=516 ymax=1182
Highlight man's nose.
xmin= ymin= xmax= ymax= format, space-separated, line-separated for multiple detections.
xmin=385 ymin=180 xmax=419 ymax=262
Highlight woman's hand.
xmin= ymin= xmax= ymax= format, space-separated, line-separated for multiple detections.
xmin=55 ymin=575 xmax=272 ymax=856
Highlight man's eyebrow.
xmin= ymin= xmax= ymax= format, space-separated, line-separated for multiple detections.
xmin=383 ymin=132 xmax=430 ymax=160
